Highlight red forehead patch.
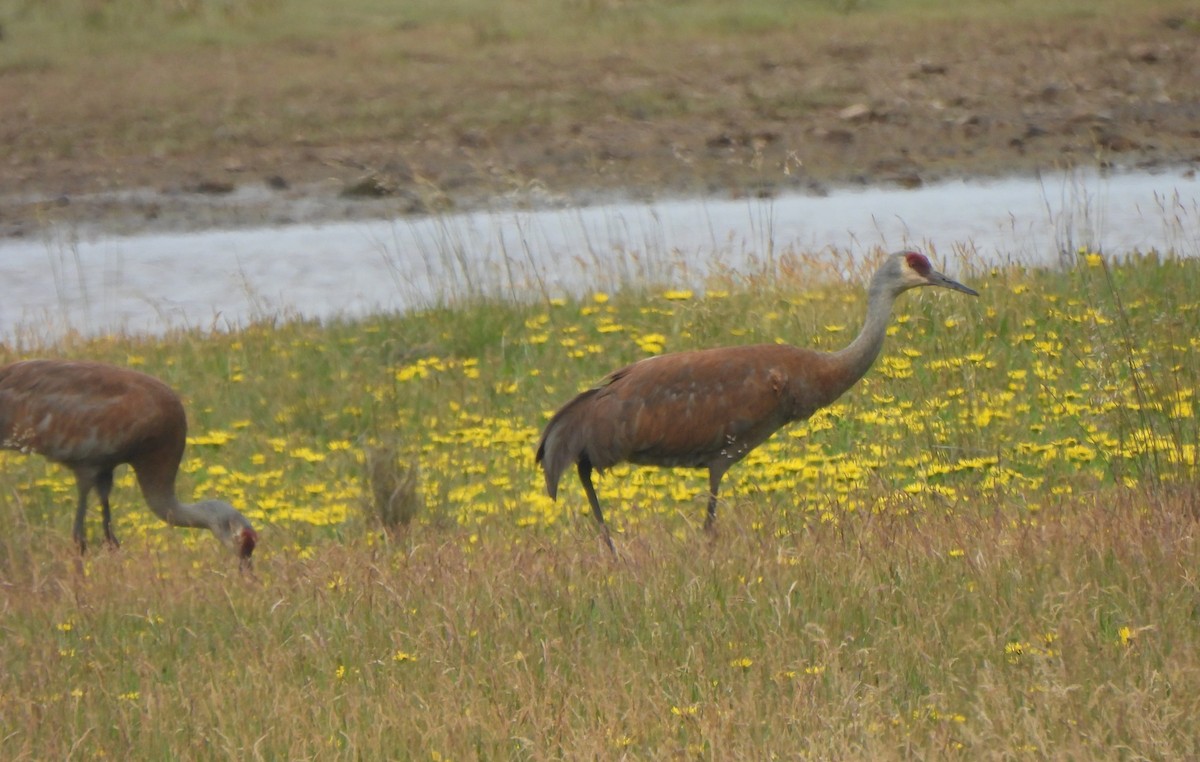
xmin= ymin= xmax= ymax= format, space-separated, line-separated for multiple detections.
xmin=904 ymin=251 xmax=931 ymax=275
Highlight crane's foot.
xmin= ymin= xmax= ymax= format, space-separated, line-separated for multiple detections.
xmin=599 ymin=524 xmax=618 ymax=558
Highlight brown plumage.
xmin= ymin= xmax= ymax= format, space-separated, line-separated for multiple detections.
xmin=536 ymin=251 xmax=978 ymax=552
xmin=0 ymin=359 xmax=258 ymax=566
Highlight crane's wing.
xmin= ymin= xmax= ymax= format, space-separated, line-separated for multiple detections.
xmin=583 ymin=345 xmax=823 ymax=469
xmin=0 ymin=360 xmax=183 ymax=465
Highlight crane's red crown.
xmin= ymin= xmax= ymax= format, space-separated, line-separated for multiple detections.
xmin=904 ymin=251 xmax=932 ymax=276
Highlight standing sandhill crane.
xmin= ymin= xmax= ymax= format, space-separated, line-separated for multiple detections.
xmin=536 ymin=251 xmax=978 ymax=552
xmin=0 ymin=359 xmax=258 ymax=567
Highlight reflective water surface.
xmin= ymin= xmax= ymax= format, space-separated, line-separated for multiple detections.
xmin=2 ymin=168 xmax=1196 ymax=341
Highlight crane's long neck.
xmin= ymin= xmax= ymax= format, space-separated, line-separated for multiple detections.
xmin=129 ymin=440 xmax=257 ymax=561
xmin=133 ymin=456 xmax=217 ymax=530
xmin=138 ymin=480 xmax=217 ymax=529
xmin=826 ymin=278 xmax=900 ymax=398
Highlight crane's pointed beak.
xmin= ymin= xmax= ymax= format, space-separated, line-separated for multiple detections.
xmin=929 ymin=270 xmax=979 ymax=297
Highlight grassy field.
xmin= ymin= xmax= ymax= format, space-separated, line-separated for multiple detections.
xmin=1 ymin=248 xmax=1198 ymax=758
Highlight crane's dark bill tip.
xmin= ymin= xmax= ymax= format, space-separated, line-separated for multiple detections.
xmin=241 ymin=528 xmax=258 ymax=558
xmin=936 ymin=272 xmax=979 ymax=297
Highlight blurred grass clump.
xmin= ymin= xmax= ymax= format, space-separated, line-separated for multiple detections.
xmin=362 ymin=442 xmax=424 ymax=533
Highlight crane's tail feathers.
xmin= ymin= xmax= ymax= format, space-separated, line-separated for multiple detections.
xmin=534 ymin=437 xmax=560 ymax=500
xmin=536 ymin=387 xmax=601 ymax=501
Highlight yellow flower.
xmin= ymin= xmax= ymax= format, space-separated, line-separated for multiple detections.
xmin=189 ymin=430 xmax=235 ymax=447
xmin=637 ymin=333 xmax=666 ymax=354
xmin=1063 ymin=444 xmax=1095 ymax=462
xmin=290 ymin=447 xmax=326 ymax=463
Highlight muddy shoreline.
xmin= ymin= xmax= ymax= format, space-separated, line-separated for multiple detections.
xmin=2 ymin=9 xmax=1198 ymax=240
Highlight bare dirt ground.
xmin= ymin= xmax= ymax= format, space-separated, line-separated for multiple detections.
xmin=2 ymin=9 xmax=1198 ymax=239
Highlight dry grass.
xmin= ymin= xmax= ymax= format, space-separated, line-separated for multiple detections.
xmin=1 ymin=489 xmax=1198 ymax=758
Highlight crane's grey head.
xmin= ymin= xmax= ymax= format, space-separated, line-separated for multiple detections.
xmin=200 ymin=500 xmax=258 ymax=568
xmin=879 ymin=251 xmax=978 ymax=297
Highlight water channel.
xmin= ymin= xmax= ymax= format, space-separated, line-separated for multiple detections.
xmin=1 ymin=167 xmax=1196 ymax=342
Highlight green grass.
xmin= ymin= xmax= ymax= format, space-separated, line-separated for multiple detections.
xmin=0 ymin=0 xmax=1186 ymax=60
xmin=1 ymin=250 xmax=1198 ymax=757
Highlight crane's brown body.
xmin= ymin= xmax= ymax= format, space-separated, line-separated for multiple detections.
xmin=537 ymin=251 xmax=978 ymax=552
xmin=540 ymin=344 xmax=839 ymax=477
xmin=0 ymin=359 xmax=257 ymax=563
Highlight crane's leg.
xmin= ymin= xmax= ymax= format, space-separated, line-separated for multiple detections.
xmin=703 ymin=465 xmax=729 ymax=533
xmin=70 ymin=472 xmax=93 ymax=554
xmin=578 ymin=458 xmax=616 ymax=555
xmin=96 ymin=470 xmax=119 ymax=548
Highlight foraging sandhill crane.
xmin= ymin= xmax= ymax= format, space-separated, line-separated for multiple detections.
xmin=536 ymin=251 xmax=977 ymax=552
xmin=0 ymin=359 xmax=258 ymax=566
